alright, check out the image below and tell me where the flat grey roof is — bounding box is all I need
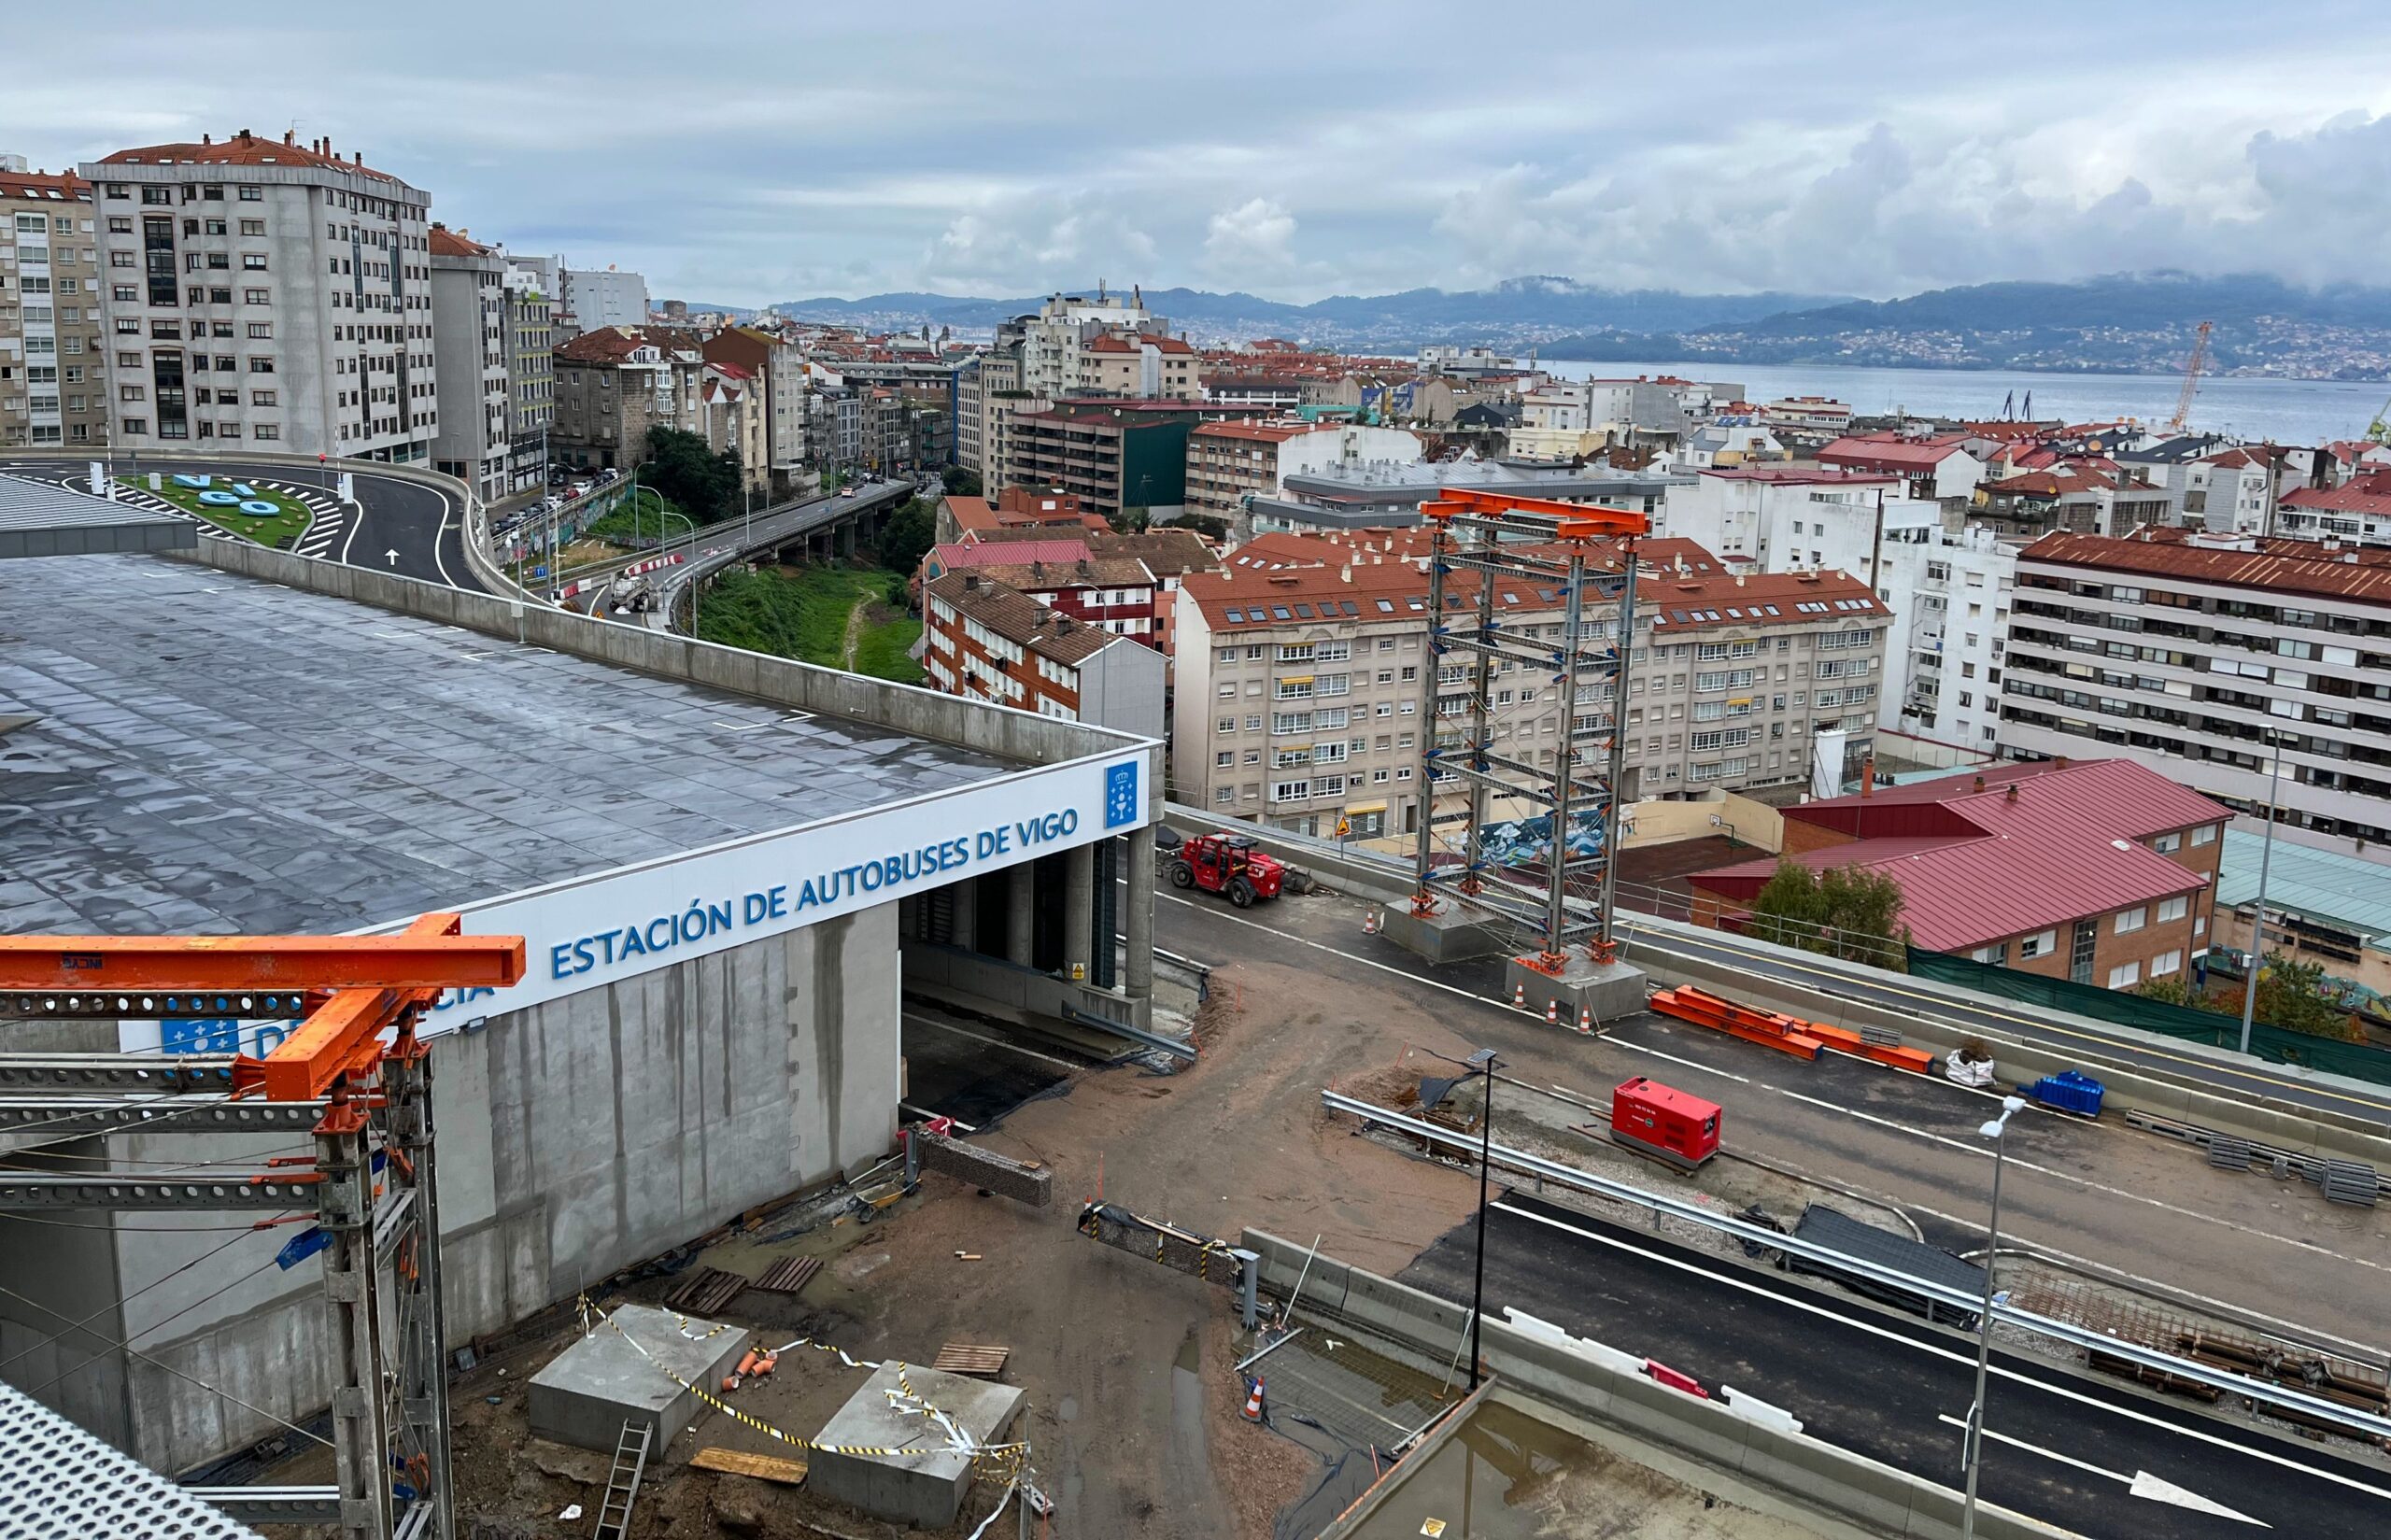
[0,473,195,560]
[0,554,1012,935]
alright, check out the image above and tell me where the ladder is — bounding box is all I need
[591,1419,652,1540]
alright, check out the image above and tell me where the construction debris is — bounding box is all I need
[932,1343,1012,1379]
[662,1266,747,1315]
[689,1447,810,1485]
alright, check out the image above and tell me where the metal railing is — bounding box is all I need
[1321,1090,2391,1444]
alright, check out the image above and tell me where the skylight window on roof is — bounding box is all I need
[1294,603,1315,618]
[1272,605,1293,620]
[1406,598,1424,610]
[1224,607,1244,623]
[1727,608,1743,618]
[1377,599,1395,612]
[1339,600,1359,616]
[1503,591,1520,604]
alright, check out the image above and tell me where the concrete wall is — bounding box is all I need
[1622,791,1784,855]
[1239,1231,2070,1540]
[78,904,900,1472]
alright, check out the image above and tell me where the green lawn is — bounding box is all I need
[697,565,923,684]
[582,487,696,544]
[124,474,313,549]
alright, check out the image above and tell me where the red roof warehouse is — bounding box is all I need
[1688,758,2228,987]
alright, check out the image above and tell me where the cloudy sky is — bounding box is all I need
[8,2,2391,307]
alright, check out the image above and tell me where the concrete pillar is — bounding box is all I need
[1123,834,1153,1002]
[1063,843,1096,981]
[1007,862,1036,966]
[950,876,976,952]
[840,520,856,558]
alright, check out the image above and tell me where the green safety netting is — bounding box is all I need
[1905,949,2391,1088]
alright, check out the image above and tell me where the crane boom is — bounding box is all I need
[2167,319,2213,432]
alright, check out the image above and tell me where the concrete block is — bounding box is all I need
[1504,954,1648,1026]
[528,1306,743,1453]
[1379,902,1512,963]
[807,1362,1025,1529]
[1737,1424,1921,1535]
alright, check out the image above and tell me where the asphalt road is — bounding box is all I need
[545,479,910,621]
[1146,881,2391,1353]
[1396,1193,2391,1538]
[0,454,475,589]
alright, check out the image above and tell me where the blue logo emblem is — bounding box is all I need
[1104,761,1140,829]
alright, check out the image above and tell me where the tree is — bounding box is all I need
[2133,975,2200,1009]
[1157,512,1231,543]
[2251,953,2362,1041]
[942,466,983,499]
[1108,504,1151,533]
[644,426,742,523]
[876,499,937,580]
[1745,858,1909,970]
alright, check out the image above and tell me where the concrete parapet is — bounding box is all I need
[1378,903,1514,963]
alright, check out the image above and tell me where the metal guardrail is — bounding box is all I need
[1321,1089,2391,1444]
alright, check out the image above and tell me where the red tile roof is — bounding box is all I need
[1698,467,1896,486]
[555,326,687,363]
[2021,530,2391,605]
[1818,434,1973,472]
[2280,471,2391,516]
[0,168,89,201]
[1690,759,2224,951]
[1645,570,1888,632]
[427,224,491,258]
[926,572,1125,666]
[100,130,399,184]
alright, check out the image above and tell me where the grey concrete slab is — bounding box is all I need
[527,1305,744,1452]
[0,553,1014,935]
[808,1361,1025,1529]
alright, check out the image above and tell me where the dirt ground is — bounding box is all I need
[411,945,1499,1540]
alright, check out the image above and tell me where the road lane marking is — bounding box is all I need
[1605,1034,1750,1084]
[1762,1084,2387,1276]
[1933,1414,2271,1526]
[1491,1200,2391,1505]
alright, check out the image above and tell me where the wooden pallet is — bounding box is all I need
[690,1447,809,1485]
[662,1266,746,1316]
[753,1256,821,1294]
[931,1342,1011,1379]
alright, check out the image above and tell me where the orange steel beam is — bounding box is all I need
[1419,487,1650,539]
[0,918,526,993]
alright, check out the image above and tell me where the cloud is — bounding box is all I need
[1203,197,1297,274]
[921,194,1157,294]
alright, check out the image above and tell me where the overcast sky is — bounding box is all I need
[8,3,2391,307]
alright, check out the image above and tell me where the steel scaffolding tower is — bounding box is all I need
[0,916,524,1540]
[1408,488,1649,969]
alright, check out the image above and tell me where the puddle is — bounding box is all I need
[1340,1400,1604,1539]
[1257,1328,1465,1540]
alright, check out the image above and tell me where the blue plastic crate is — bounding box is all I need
[2030,1069,2105,1118]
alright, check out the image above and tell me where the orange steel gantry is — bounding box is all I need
[0,914,525,1540]
[1410,487,1650,970]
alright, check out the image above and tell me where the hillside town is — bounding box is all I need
[10,105,2391,1540]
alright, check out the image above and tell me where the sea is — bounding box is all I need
[1535,359,2386,447]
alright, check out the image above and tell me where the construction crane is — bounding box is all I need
[2364,389,2391,446]
[2167,319,2214,433]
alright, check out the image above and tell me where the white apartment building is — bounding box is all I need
[0,161,107,450]
[561,265,648,331]
[2003,531,2391,861]
[83,131,437,460]
[1656,467,1938,576]
[427,224,508,501]
[1168,540,1888,836]
[1019,286,1169,398]
[1878,524,2018,754]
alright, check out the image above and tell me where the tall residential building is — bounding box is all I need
[504,264,554,492]
[0,159,107,449]
[1877,524,2018,755]
[82,130,437,459]
[921,570,1167,738]
[1007,404,1196,521]
[427,224,509,501]
[2003,530,2391,862]
[1167,536,1888,835]
[560,265,648,331]
[701,326,806,487]
[1183,421,1423,523]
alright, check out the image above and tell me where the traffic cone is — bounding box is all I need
[1242,1377,1266,1422]
[1511,982,1527,1010]
[1577,1004,1594,1035]
[1544,997,1560,1026]
[1363,908,1379,936]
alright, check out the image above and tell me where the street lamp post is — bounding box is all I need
[1420,1045,1506,1392]
[1959,1094,2028,1540]
[2238,728,2287,1056]
[630,458,659,546]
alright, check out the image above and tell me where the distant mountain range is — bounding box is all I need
[662,271,2391,380]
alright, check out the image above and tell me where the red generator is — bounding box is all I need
[1610,1077,1721,1171]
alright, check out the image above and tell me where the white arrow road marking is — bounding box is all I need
[385,548,400,566]
[1935,1415,2270,1526]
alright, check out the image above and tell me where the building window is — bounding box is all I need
[2190,825,2215,846]
[2114,907,2145,935]
[2152,832,2182,854]
[239,219,265,236]
[247,322,272,339]
[2017,929,2056,960]
[248,356,276,374]
[2106,961,2141,990]
[1971,943,2008,965]
[251,389,276,406]
[244,287,270,304]
[2151,950,2182,978]
[253,424,279,440]
[241,253,267,270]
[2158,896,2187,924]
[120,417,147,433]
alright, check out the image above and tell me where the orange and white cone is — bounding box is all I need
[1511,982,1527,1010]
[1363,908,1379,935]
[1242,1377,1266,1422]
[1577,1004,1594,1035]
[1544,997,1560,1026]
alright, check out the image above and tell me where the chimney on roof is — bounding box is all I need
[2055,756,2070,770]
[281,129,292,146]
[2005,782,2019,803]
[237,128,253,143]
[1973,774,1987,793]
[203,133,212,146]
